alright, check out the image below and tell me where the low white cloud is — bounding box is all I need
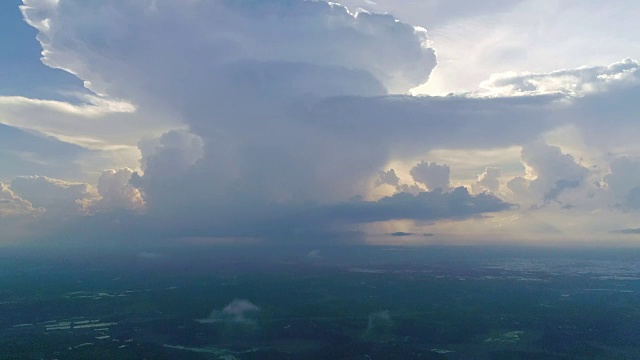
[365,310,394,335]
[198,299,260,326]
[307,249,322,260]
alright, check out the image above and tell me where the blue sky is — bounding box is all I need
[2,0,640,246]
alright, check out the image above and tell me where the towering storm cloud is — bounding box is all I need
[15,0,524,240]
[21,0,436,204]
[5,0,640,243]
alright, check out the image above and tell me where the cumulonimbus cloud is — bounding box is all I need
[9,0,564,241]
[15,0,640,243]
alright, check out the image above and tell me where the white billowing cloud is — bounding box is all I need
[20,0,436,97]
[1,171,143,239]
[198,299,260,325]
[0,95,176,182]
[9,176,95,217]
[374,168,422,195]
[307,249,322,259]
[410,161,450,191]
[131,130,204,209]
[0,183,42,217]
[2,173,145,238]
[472,167,502,193]
[19,0,442,206]
[480,59,640,97]
[137,130,204,178]
[87,169,145,212]
[508,141,590,204]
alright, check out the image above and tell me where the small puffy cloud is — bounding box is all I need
[410,161,450,191]
[365,310,394,336]
[472,167,502,193]
[307,249,322,259]
[198,299,260,326]
[480,58,640,97]
[512,141,589,203]
[375,168,423,195]
[375,169,401,188]
[138,130,204,175]
[83,168,145,212]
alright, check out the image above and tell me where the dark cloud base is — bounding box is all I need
[40,187,511,245]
